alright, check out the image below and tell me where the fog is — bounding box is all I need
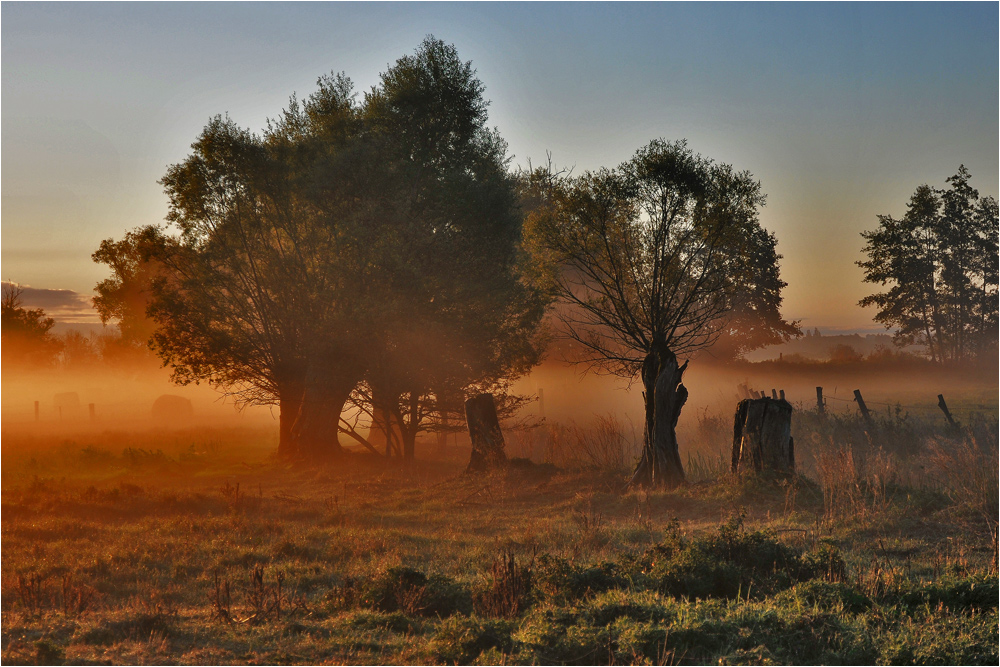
[4,352,994,462]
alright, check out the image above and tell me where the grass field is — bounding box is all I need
[1,406,997,665]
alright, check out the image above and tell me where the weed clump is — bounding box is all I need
[430,615,514,664]
[533,554,621,604]
[628,515,846,600]
[356,566,471,618]
[473,551,532,619]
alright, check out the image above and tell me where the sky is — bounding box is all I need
[2,2,997,330]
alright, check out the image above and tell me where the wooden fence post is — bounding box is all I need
[853,389,872,426]
[816,387,824,415]
[779,390,785,401]
[771,389,778,399]
[937,394,959,429]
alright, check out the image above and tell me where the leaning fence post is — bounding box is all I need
[937,394,959,429]
[771,389,778,399]
[816,387,824,415]
[853,389,872,426]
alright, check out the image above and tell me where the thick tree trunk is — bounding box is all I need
[277,383,304,460]
[629,347,687,488]
[465,393,508,472]
[731,397,794,475]
[290,365,355,461]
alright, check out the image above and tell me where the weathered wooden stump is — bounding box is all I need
[465,393,508,472]
[731,397,794,475]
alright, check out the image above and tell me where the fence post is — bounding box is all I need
[853,389,872,426]
[771,389,778,399]
[937,394,958,429]
[779,389,785,401]
[816,387,824,415]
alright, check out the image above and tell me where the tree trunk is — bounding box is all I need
[465,393,508,472]
[277,382,304,460]
[289,365,355,461]
[629,347,687,488]
[731,397,794,475]
[402,393,419,461]
[368,405,392,453]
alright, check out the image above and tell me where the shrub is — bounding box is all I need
[628,514,842,600]
[533,555,620,605]
[358,567,471,618]
[430,616,514,664]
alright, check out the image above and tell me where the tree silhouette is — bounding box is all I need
[525,140,781,487]
[1,283,63,367]
[859,166,998,362]
[105,38,546,460]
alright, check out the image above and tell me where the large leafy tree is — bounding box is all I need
[525,139,780,487]
[102,37,545,461]
[858,167,998,362]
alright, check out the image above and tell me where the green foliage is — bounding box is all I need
[430,615,514,664]
[533,554,622,605]
[356,567,472,618]
[627,514,844,601]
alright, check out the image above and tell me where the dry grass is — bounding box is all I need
[1,408,996,664]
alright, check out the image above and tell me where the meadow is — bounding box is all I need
[1,392,997,666]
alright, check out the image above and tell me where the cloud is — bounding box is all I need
[1,281,101,323]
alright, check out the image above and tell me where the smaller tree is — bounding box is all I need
[525,140,782,488]
[92,226,165,366]
[858,166,998,362]
[1,283,63,367]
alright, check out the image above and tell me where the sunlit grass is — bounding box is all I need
[1,411,996,664]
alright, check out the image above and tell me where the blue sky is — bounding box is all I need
[2,2,997,329]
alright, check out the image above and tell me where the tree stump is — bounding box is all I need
[731,397,794,475]
[465,393,508,472]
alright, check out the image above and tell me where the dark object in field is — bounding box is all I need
[465,393,507,472]
[151,394,194,422]
[937,394,959,429]
[853,389,873,426]
[732,397,794,474]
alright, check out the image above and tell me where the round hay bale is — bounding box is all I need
[151,394,194,422]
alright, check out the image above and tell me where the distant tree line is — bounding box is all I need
[0,282,145,370]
